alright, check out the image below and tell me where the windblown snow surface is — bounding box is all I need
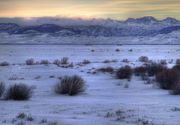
[0,45,180,125]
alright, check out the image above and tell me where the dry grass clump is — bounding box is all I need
[26,58,34,65]
[0,61,9,66]
[116,66,132,80]
[54,75,85,96]
[4,83,33,100]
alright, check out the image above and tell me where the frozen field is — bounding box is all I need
[0,45,180,125]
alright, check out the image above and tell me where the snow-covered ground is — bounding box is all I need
[0,45,180,125]
[0,32,180,45]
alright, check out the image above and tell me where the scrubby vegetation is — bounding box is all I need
[134,66,147,76]
[82,59,91,64]
[138,56,149,62]
[55,75,85,96]
[97,67,114,74]
[53,59,61,66]
[60,57,69,64]
[160,59,167,65]
[4,83,33,100]
[0,82,5,97]
[176,59,180,65]
[0,61,9,66]
[40,59,49,65]
[116,66,132,80]
[122,59,129,63]
[146,62,167,76]
[26,58,34,65]
[156,67,180,92]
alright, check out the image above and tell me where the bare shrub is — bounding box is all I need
[82,59,91,64]
[40,59,49,65]
[146,62,167,76]
[172,65,180,71]
[97,67,114,74]
[55,75,85,96]
[116,66,132,80]
[156,68,180,90]
[16,112,26,119]
[9,75,24,81]
[91,49,95,52]
[134,66,147,76]
[53,59,61,66]
[34,75,41,79]
[26,58,34,65]
[160,59,167,65]
[103,59,111,63]
[0,82,5,97]
[122,59,129,63]
[4,83,33,100]
[139,56,149,62]
[115,49,120,52]
[129,49,133,52]
[40,119,47,123]
[60,57,69,64]
[0,61,9,66]
[176,59,180,65]
[26,115,33,121]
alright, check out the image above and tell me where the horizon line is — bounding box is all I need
[0,15,179,22]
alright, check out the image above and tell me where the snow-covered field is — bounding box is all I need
[0,45,180,125]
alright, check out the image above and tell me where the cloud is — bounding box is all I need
[0,0,179,19]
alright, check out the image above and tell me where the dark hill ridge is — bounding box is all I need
[0,16,180,37]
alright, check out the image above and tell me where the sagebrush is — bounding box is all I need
[55,75,85,96]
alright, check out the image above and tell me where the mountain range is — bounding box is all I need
[0,16,180,37]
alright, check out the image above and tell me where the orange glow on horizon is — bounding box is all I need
[0,0,179,20]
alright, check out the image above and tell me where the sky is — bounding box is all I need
[0,0,180,20]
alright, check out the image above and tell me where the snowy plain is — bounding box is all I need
[0,45,180,125]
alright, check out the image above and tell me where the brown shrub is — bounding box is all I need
[26,58,34,65]
[156,68,180,90]
[176,59,180,65]
[134,66,147,76]
[54,75,85,96]
[0,82,5,97]
[116,66,132,80]
[138,56,149,62]
[160,59,167,65]
[40,59,49,65]
[82,60,91,64]
[53,59,61,66]
[4,83,33,100]
[122,59,129,63]
[0,61,9,66]
[146,63,167,76]
[97,67,114,73]
[60,57,69,64]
